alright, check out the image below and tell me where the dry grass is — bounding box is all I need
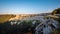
[0,14,16,23]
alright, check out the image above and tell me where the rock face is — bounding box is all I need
[9,15,20,21]
[35,18,59,34]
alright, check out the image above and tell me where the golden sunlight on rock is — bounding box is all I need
[9,15,20,21]
[45,15,59,19]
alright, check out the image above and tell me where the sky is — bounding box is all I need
[0,0,60,14]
